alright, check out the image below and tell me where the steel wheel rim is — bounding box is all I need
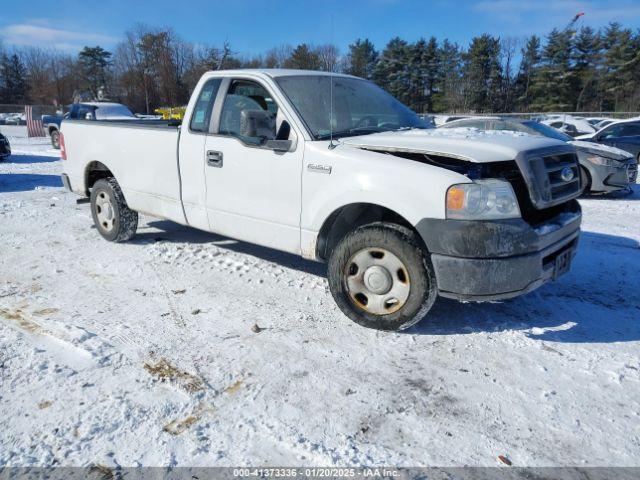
[95,190,116,232]
[344,247,411,315]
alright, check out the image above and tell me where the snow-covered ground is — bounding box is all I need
[1,125,639,467]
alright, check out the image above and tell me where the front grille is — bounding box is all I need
[529,152,581,206]
[513,146,582,210]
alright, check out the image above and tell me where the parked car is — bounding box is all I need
[440,117,637,193]
[43,102,137,149]
[4,113,26,126]
[432,114,469,126]
[0,133,11,160]
[576,119,640,164]
[60,70,582,331]
[541,116,596,137]
[594,119,616,130]
[586,117,610,127]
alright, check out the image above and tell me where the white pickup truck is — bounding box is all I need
[60,69,582,331]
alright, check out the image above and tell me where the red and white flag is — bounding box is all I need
[25,106,46,138]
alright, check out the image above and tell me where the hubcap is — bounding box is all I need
[344,248,411,315]
[95,190,115,232]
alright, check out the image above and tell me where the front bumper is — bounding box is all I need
[585,158,637,192]
[416,201,581,301]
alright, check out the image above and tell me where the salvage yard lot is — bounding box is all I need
[1,125,639,467]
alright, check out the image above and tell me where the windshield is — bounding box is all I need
[523,121,572,142]
[275,75,431,140]
[95,104,135,119]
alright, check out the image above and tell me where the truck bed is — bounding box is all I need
[61,119,186,224]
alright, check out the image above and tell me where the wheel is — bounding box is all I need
[50,130,60,149]
[580,166,591,193]
[328,222,437,331]
[90,178,138,242]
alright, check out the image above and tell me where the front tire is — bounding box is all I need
[50,130,60,149]
[90,178,138,242]
[328,222,437,331]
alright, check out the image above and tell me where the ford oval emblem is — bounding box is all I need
[560,166,574,182]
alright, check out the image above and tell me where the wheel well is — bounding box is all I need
[48,126,58,134]
[85,161,114,196]
[316,203,420,261]
[580,165,592,190]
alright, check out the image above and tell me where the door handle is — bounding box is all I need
[206,150,223,168]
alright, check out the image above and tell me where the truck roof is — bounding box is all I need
[208,69,359,79]
[78,102,128,107]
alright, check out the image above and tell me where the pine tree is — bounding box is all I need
[406,37,439,112]
[345,39,378,79]
[433,39,463,112]
[373,37,410,105]
[0,53,27,103]
[572,27,601,111]
[78,46,112,99]
[601,23,638,110]
[529,29,574,111]
[284,44,321,70]
[514,36,541,111]
[462,34,503,113]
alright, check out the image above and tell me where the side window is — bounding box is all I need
[218,80,278,146]
[77,105,94,120]
[601,125,619,139]
[619,124,640,137]
[190,79,222,133]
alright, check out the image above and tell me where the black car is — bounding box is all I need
[0,133,10,160]
[577,120,640,162]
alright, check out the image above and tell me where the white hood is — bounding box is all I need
[569,140,633,159]
[574,133,595,140]
[341,127,564,163]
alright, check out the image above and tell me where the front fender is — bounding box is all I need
[300,142,470,259]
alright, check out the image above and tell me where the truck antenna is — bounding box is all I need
[328,14,338,150]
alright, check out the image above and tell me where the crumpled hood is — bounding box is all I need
[341,127,564,163]
[569,140,633,160]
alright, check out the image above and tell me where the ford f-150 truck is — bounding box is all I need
[60,70,582,331]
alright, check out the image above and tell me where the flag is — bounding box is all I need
[25,106,46,138]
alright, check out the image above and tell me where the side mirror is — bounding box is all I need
[240,110,275,140]
[265,139,292,152]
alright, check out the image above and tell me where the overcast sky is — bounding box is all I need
[1,0,640,55]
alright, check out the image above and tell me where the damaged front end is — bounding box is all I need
[356,143,583,301]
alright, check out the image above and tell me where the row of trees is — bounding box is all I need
[1,22,639,113]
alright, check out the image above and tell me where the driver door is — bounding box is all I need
[203,78,303,254]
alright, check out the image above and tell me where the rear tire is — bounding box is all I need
[90,178,138,242]
[50,130,60,149]
[328,222,437,331]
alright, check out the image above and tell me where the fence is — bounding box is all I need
[0,104,58,116]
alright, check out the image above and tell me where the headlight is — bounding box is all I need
[446,179,520,220]
[584,153,623,167]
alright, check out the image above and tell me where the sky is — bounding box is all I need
[1,0,640,56]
